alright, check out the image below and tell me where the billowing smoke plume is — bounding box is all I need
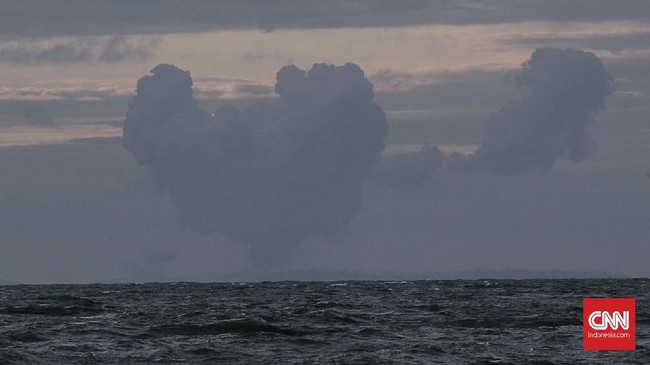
[448,48,613,175]
[123,48,613,263]
[123,63,387,263]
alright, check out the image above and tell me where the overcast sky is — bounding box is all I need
[0,1,648,283]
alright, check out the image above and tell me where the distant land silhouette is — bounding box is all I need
[101,268,629,284]
[5,269,631,285]
[211,268,625,283]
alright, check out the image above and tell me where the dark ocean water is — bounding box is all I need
[0,279,648,364]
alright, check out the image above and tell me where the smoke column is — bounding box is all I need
[123,48,613,264]
[448,47,614,175]
[123,63,387,264]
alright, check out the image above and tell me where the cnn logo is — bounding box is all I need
[588,310,629,330]
[583,298,635,351]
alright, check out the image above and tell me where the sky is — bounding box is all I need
[0,1,649,283]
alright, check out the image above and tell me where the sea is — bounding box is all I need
[0,279,647,364]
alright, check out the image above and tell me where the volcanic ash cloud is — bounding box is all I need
[123,63,388,264]
[448,47,614,175]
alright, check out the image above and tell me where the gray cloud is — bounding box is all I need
[448,48,614,175]
[502,31,650,54]
[603,53,650,116]
[0,86,133,101]
[192,87,224,100]
[0,41,93,64]
[232,83,274,96]
[97,36,160,62]
[0,80,269,103]
[372,67,518,112]
[604,53,650,86]
[3,1,650,37]
[0,102,53,126]
[192,76,254,84]
[123,63,387,265]
[0,36,159,65]
[372,144,444,189]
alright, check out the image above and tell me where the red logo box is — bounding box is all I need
[583,298,635,351]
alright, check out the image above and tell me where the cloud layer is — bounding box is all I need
[0,36,159,65]
[4,1,650,37]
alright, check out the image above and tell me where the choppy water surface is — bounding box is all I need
[0,279,648,364]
